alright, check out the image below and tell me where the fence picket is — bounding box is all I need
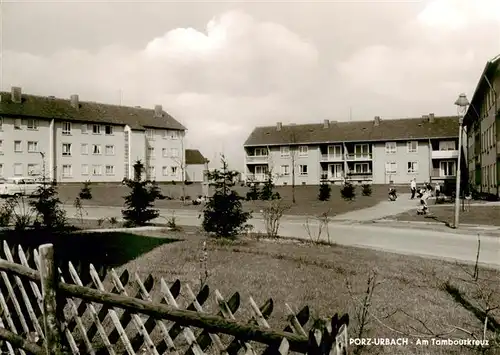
[3,242,44,339]
[157,277,204,355]
[68,261,117,355]
[284,304,307,337]
[105,267,161,355]
[0,312,16,355]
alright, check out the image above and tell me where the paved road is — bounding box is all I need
[59,203,500,269]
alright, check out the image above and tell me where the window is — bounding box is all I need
[14,119,21,129]
[354,163,370,174]
[27,119,38,130]
[27,141,39,153]
[439,141,456,151]
[354,144,370,158]
[62,165,72,178]
[146,129,154,139]
[328,145,342,158]
[105,125,113,135]
[147,166,155,178]
[440,161,456,177]
[105,145,115,155]
[105,165,115,175]
[162,166,169,176]
[161,130,168,139]
[27,164,40,176]
[62,122,71,135]
[14,141,22,152]
[171,148,179,158]
[299,164,308,175]
[407,141,418,153]
[147,147,155,159]
[385,142,396,154]
[81,164,89,175]
[298,146,308,157]
[281,165,290,176]
[385,162,397,174]
[170,166,178,176]
[407,161,418,173]
[170,130,179,139]
[92,144,102,155]
[92,124,101,134]
[280,146,290,157]
[92,165,102,176]
[13,163,23,176]
[62,143,72,156]
[0,140,3,154]
[254,148,267,156]
[81,124,88,134]
[81,143,88,155]
[162,148,168,157]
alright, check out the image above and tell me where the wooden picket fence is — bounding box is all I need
[0,241,349,355]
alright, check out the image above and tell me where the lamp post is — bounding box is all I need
[453,93,469,229]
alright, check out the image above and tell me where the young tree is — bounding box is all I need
[171,133,187,203]
[122,160,163,227]
[259,169,280,200]
[288,130,298,204]
[202,155,251,239]
[318,181,331,201]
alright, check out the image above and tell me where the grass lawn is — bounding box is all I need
[58,183,389,217]
[116,230,500,355]
[390,206,500,227]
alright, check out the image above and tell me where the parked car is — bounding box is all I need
[0,177,43,197]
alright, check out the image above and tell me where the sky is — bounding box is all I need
[1,0,499,169]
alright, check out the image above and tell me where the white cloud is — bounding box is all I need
[2,10,320,168]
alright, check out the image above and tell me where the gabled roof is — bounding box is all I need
[185,149,207,165]
[0,91,186,131]
[464,54,500,126]
[244,116,459,146]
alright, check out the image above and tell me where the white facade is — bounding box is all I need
[0,116,186,182]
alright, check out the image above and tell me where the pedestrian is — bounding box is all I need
[410,178,416,199]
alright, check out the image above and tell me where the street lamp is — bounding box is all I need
[453,93,469,229]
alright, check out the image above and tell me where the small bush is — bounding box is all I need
[0,200,14,227]
[340,182,356,201]
[246,183,260,201]
[361,184,372,196]
[261,200,291,238]
[167,212,182,231]
[318,182,331,201]
[79,180,93,200]
[108,217,118,225]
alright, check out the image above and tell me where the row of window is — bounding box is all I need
[0,117,39,130]
[385,162,419,174]
[482,164,498,188]
[0,140,40,153]
[481,122,497,154]
[146,128,181,140]
[147,147,180,158]
[0,163,43,176]
[62,143,115,156]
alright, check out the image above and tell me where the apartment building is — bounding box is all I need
[243,115,460,185]
[464,55,500,197]
[0,87,187,183]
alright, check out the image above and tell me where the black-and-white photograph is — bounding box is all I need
[0,0,499,354]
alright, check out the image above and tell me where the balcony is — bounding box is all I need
[245,155,269,163]
[346,172,373,181]
[320,154,344,162]
[431,169,455,179]
[345,153,372,161]
[246,173,267,182]
[431,150,459,159]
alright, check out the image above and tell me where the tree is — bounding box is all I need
[79,180,92,200]
[122,160,163,227]
[318,181,331,201]
[340,182,356,201]
[289,131,298,204]
[202,155,251,239]
[259,169,280,200]
[171,133,187,203]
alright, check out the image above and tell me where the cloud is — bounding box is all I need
[2,10,320,168]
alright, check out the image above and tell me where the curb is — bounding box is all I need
[372,219,500,232]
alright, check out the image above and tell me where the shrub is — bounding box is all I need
[259,172,280,200]
[202,156,251,239]
[261,200,290,238]
[0,200,14,227]
[79,180,92,200]
[361,184,372,196]
[318,182,331,201]
[122,160,164,227]
[340,182,356,201]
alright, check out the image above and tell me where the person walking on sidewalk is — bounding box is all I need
[410,178,417,199]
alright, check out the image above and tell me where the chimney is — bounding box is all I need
[428,113,435,123]
[374,116,381,126]
[323,119,330,128]
[154,105,163,117]
[11,87,22,103]
[70,94,79,109]
[276,122,282,131]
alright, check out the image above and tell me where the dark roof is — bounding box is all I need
[464,55,500,126]
[185,149,207,165]
[0,91,186,131]
[244,116,459,146]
